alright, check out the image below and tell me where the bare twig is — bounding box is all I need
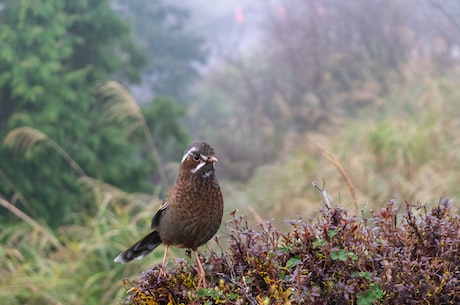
[312,179,332,209]
[404,201,423,244]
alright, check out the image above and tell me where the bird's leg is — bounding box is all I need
[159,244,169,278]
[193,250,207,287]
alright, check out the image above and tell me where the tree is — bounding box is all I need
[0,0,188,228]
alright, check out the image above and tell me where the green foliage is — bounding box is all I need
[142,97,191,159]
[330,249,357,262]
[0,0,190,228]
[0,0,72,123]
[121,200,459,304]
[0,0,139,227]
[63,0,144,83]
[357,284,384,305]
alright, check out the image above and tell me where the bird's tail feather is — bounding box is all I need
[114,231,162,263]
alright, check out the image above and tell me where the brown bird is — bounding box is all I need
[114,142,224,287]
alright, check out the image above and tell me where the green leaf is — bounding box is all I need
[285,256,301,268]
[352,271,372,280]
[331,249,348,261]
[279,244,292,253]
[348,252,359,261]
[357,284,384,305]
[227,293,238,300]
[327,229,338,238]
[312,238,326,248]
[197,288,212,298]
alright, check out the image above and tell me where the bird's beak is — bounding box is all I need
[206,155,218,163]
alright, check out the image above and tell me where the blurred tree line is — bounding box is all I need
[0,0,204,228]
[191,0,460,180]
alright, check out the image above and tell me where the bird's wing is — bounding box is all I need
[151,200,168,229]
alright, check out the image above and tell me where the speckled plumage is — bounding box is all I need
[114,142,223,286]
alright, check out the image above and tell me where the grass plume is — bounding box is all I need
[4,127,86,177]
[96,81,168,190]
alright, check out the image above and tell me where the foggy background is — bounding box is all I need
[1,0,459,303]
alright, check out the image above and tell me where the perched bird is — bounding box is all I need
[114,142,224,287]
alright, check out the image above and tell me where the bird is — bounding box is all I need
[114,142,224,287]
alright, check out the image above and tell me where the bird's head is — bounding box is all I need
[180,142,218,178]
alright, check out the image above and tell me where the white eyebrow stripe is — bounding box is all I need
[191,161,206,173]
[181,146,198,163]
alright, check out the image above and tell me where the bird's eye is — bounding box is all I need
[192,154,201,161]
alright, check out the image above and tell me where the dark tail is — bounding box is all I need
[114,231,162,263]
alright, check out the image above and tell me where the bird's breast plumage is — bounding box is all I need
[156,157,223,250]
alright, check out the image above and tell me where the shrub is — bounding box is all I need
[120,199,459,304]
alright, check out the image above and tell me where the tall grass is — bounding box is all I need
[0,82,169,305]
[0,186,163,305]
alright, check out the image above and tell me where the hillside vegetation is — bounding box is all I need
[123,199,459,305]
[2,69,460,303]
[1,1,460,304]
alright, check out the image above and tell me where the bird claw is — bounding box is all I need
[198,277,207,288]
[158,265,167,279]
[194,266,207,288]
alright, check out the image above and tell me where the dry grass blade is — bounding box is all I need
[3,127,86,177]
[0,167,37,217]
[0,197,62,250]
[97,81,144,125]
[79,176,134,216]
[79,176,131,198]
[25,282,65,305]
[318,143,359,214]
[248,206,264,224]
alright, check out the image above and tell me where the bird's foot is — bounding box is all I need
[158,265,167,279]
[194,266,207,288]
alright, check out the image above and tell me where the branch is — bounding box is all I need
[312,179,331,209]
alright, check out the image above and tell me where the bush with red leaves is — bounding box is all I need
[121,200,459,305]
